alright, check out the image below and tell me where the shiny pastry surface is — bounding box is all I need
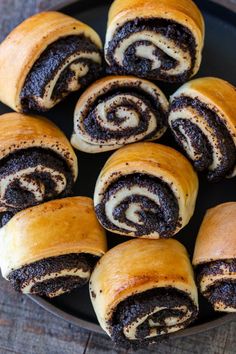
[193,202,236,312]
[0,197,107,297]
[0,1,234,340]
[168,77,236,181]
[0,11,103,112]
[71,75,169,153]
[90,238,198,348]
[0,112,78,223]
[94,142,198,238]
[105,0,204,82]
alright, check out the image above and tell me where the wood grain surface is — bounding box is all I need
[0,1,236,353]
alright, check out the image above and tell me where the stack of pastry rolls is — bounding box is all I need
[0,11,107,299]
[0,0,235,350]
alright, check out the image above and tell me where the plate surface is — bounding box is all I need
[1,0,236,338]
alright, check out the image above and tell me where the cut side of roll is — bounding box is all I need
[71,75,169,153]
[168,77,236,181]
[105,0,204,82]
[94,142,198,238]
[0,197,107,297]
[90,238,198,348]
[0,112,78,224]
[193,202,236,312]
[0,11,103,112]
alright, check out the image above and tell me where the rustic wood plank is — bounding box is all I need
[0,1,235,354]
[0,278,90,354]
[222,321,236,354]
[0,0,63,42]
[84,332,127,354]
[85,321,236,354]
[213,0,236,11]
[0,0,36,42]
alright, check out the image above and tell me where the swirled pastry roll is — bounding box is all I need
[105,0,204,83]
[71,76,169,153]
[0,112,77,224]
[94,142,198,238]
[0,11,102,112]
[0,197,107,297]
[90,238,198,348]
[168,77,236,181]
[193,202,236,312]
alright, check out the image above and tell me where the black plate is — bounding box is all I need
[1,0,236,338]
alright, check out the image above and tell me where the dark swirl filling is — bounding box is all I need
[20,35,102,112]
[197,259,236,310]
[95,173,179,237]
[170,97,236,181]
[8,253,99,297]
[0,147,74,226]
[106,18,196,82]
[109,287,198,349]
[82,86,167,141]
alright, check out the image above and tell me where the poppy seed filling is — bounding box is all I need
[8,253,99,297]
[95,173,179,237]
[20,35,103,111]
[106,18,196,82]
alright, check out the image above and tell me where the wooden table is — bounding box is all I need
[0,1,235,353]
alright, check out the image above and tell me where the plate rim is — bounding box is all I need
[27,0,236,339]
[29,294,236,337]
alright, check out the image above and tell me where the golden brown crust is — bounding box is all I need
[105,0,204,77]
[73,74,168,109]
[193,202,236,265]
[0,197,107,278]
[108,0,204,31]
[0,112,78,180]
[171,77,236,141]
[169,77,236,180]
[0,11,102,112]
[90,238,198,335]
[94,142,198,238]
